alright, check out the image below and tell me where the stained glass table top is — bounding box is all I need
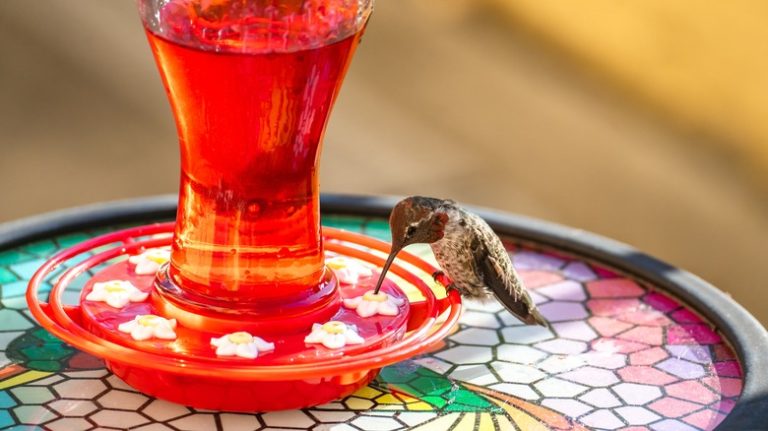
[0,196,761,431]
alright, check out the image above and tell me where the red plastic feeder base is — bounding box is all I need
[26,223,462,412]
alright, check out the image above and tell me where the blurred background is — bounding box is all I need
[0,1,766,325]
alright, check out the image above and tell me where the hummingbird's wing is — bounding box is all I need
[472,227,549,327]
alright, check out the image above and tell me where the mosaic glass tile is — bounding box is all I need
[0,215,744,430]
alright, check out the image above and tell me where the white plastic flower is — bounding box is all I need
[85,280,149,308]
[326,256,373,285]
[304,321,365,349]
[343,290,405,318]
[210,332,275,359]
[128,247,171,275]
[118,315,177,341]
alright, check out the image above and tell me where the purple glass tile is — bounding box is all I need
[563,261,597,282]
[535,339,588,355]
[560,366,619,388]
[538,301,589,322]
[512,251,565,271]
[552,321,598,341]
[666,345,712,364]
[536,280,587,302]
[650,419,699,431]
[656,357,706,379]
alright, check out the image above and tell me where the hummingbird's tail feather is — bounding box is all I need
[523,306,550,328]
[493,290,550,327]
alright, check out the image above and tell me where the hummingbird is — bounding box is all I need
[373,196,548,327]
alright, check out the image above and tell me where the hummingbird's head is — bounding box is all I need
[389,196,449,251]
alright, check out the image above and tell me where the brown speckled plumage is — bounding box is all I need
[375,196,548,327]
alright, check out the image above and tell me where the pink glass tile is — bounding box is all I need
[618,326,663,346]
[714,377,743,397]
[519,270,564,288]
[648,397,701,418]
[683,409,726,429]
[593,266,619,279]
[589,317,633,337]
[617,310,673,327]
[618,366,678,385]
[665,381,719,405]
[592,338,649,354]
[669,309,701,324]
[667,324,722,345]
[713,398,737,414]
[712,344,737,361]
[630,348,669,366]
[643,292,681,313]
[587,279,645,298]
[713,361,741,378]
[587,299,643,317]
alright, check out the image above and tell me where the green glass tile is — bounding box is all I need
[409,375,454,396]
[0,409,14,429]
[379,366,418,385]
[25,360,62,372]
[0,268,17,285]
[0,392,17,408]
[0,251,29,266]
[321,215,366,233]
[2,281,30,299]
[1,296,28,310]
[0,310,33,331]
[20,344,71,362]
[55,232,92,248]
[9,259,48,281]
[9,387,55,404]
[11,405,56,425]
[443,402,480,412]
[452,391,493,409]
[21,241,58,257]
[363,219,391,241]
[420,396,448,409]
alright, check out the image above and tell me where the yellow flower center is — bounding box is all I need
[103,283,126,293]
[146,252,169,264]
[322,321,347,334]
[227,332,253,345]
[362,291,388,302]
[138,315,160,327]
[327,259,347,270]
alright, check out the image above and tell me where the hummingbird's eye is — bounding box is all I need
[406,226,417,237]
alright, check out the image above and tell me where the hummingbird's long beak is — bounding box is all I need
[373,246,401,294]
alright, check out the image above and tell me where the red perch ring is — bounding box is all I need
[26,223,462,411]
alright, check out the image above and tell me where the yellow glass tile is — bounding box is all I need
[495,414,519,431]
[374,404,404,410]
[478,413,496,431]
[406,402,435,411]
[352,386,382,399]
[396,393,420,403]
[0,371,52,390]
[453,413,476,431]
[411,413,461,431]
[375,394,403,405]
[344,397,375,410]
[493,400,548,431]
